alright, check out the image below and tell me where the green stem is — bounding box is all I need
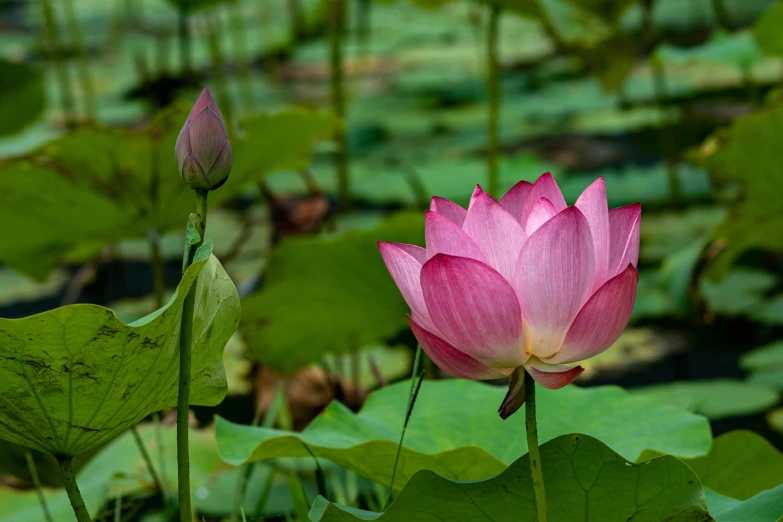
[287,0,306,42]
[385,353,424,509]
[524,370,547,522]
[178,10,192,74]
[58,457,91,522]
[486,5,501,197]
[25,451,53,522]
[131,425,168,503]
[177,189,208,522]
[643,2,681,209]
[114,492,122,522]
[205,14,232,125]
[329,0,351,210]
[40,0,76,127]
[154,412,168,495]
[711,0,731,30]
[650,60,681,208]
[63,0,97,119]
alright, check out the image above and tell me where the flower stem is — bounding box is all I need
[58,456,91,522]
[177,188,208,522]
[329,0,351,210]
[131,425,168,503]
[25,451,53,522]
[524,370,548,522]
[486,4,501,198]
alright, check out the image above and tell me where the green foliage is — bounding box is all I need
[656,31,764,71]
[711,484,783,522]
[741,341,783,390]
[0,107,333,279]
[699,269,777,317]
[0,250,240,457]
[630,380,780,420]
[164,0,236,12]
[0,60,46,137]
[308,434,711,522]
[240,212,424,374]
[683,430,783,501]
[215,380,711,491]
[696,106,783,278]
[0,425,225,522]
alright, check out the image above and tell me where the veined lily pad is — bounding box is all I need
[216,379,711,491]
[0,248,241,457]
[309,434,712,522]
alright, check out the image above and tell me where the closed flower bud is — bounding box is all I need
[175,87,233,190]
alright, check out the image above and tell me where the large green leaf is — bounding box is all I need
[696,106,783,277]
[215,380,711,490]
[683,430,783,501]
[309,434,712,522]
[0,107,332,279]
[630,380,780,420]
[0,60,46,137]
[0,249,241,457]
[240,212,424,374]
[0,425,225,522]
[753,0,783,57]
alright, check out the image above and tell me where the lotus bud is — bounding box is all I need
[379,173,641,419]
[175,87,232,190]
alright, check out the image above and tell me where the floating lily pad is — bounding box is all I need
[0,249,241,457]
[700,269,777,317]
[216,379,711,491]
[630,380,780,420]
[308,434,711,522]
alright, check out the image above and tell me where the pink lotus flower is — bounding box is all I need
[379,173,640,418]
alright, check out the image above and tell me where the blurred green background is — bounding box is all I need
[2,0,783,520]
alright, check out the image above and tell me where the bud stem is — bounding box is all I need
[177,188,208,522]
[486,4,501,198]
[524,369,548,522]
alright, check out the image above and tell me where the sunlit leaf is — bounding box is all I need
[309,434,711,522]
[0,250,240,457]
[216,380,711,491]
